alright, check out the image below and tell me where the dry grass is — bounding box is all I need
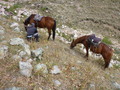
[0,0,120,90]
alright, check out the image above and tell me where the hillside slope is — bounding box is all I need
[0,0,120,90]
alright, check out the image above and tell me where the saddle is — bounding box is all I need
[88,34,101,47]
[34,14,43,21]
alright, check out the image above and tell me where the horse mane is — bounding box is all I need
[24,14,35,25]
[75,35,90,43]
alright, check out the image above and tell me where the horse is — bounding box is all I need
[23,14,56,40]
[70,35,113,69]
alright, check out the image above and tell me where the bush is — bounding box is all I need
[102,37,112,45]
[5,3,22,15]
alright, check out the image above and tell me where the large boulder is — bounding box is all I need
[19,61,33,77]
[10,38,31,56]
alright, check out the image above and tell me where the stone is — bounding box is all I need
[13,27,21,32]
[53,80,61,86]
[112,82,120,89]
[22,44,31,56]
[10,22,19,28]
[19,61,33,77]
[5,87,26,90]
[10,38,25,45]
[109,59,120,68]
[34,64,48,74]
[0,45,8,59]
[19,51,27,58]
[12,55,22,61]
[0,30,5,34]
[51,65,61,74]
[31,48,44,60]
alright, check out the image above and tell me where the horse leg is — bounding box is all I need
[104,60,110,69]
[47,29,51,40]
[35,35,39,42]
[85,47,89,60]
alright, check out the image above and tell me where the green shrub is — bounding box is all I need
[102,37,112,45]
[114,48,120,54]
[5,3,22,15]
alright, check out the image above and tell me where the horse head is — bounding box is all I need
[70,39,76,49]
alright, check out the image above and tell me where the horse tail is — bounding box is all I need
[52,20,56,40]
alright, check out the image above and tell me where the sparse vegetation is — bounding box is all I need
[5,3,22,15]
[0,0,120,89]
[102,37,112,45]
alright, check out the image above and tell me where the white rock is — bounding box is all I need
[19,51,27,57]
[109,59,120,68]
[113,82,120,89]
[12,55,22,61]
[0,30,4,34]
[34,64,48,74]
[10,22,19,28]
[22,44,31,56]
[88,83,95,90]
[10,38,25,45]
[27,58,33,63]
[53,80,61,86]
[19,61,33,77]
[13,27,21,32]
[12,16,20,21]
[51,65,61,74]
[10,38,30,56]
[0,45,8,59]
[31,48,43,60]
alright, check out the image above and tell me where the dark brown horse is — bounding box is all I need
[70,35,113,68]
[23,14,56,40]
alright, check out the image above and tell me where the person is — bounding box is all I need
[88,34,101,46]
[26,23,39,42]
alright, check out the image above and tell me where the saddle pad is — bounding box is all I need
[34,14,43,21]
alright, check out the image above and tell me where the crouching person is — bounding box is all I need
[26,23,39,42]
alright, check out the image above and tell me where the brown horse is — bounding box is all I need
[70,35,113,68]
[23,14,56,40]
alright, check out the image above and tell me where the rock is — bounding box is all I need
[112,82,120,89]
[34,64,48,74]
[10,38,31,56]
[19,61,33,77]
[27,58,33,63]
[19,51,27,58]
[51,65,61,74]
[0,30,5,34]
[87,83,95,90]
[10,22,19,28]
[13,27,21,32]
[0,45,8,59]
[109,59,120,68]
[10,38,25,45]
[12,16,20,21]
[5,87,26,90]
[12,55,22,61]
[53,80,61,86]
[0,26,5,31]
[22,44,31,56]
[31,48,44,60]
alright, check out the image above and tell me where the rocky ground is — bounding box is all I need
[0,0,120,90]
